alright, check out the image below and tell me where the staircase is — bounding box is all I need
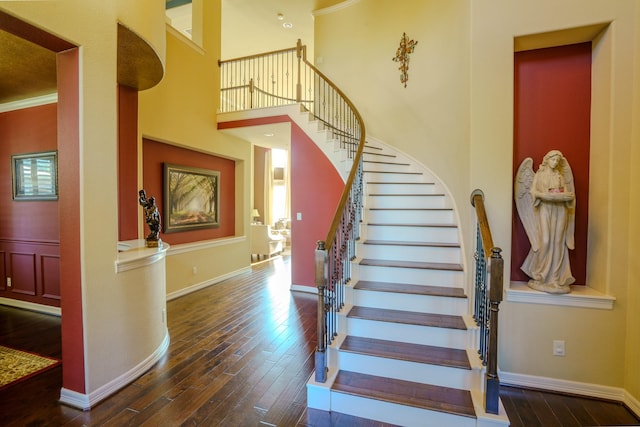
[307,138,509,427]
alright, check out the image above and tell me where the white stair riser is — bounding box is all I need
[339,351,481,390]
[357,242,461,264]
[365,225,459,243]
[366,182,439,195]
[362,161,413,173]
[352,289,467,316]
[364,208,456,224]
[363,171,424,183]
[330,391,477,427]
[347,318,470,349]
[358,264,464,286]
[366,194,448,209]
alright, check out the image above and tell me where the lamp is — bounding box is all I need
[252,209,260,224]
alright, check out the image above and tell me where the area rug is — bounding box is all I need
[0,345,60,390]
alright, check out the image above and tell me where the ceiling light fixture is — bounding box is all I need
[264,133,274,137]
[276,13,284,20]
[283,22,293,29]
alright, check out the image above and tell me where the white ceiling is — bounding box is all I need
[218,0,315,150]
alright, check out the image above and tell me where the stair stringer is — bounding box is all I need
[307,135,510,426]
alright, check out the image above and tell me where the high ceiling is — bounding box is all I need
[0,1,315,108]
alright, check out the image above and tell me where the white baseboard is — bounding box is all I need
[290,284,317,294]
[0,297,61,316]
[166,266,251,301]
[59,330,170,410]
[500,370,640,417]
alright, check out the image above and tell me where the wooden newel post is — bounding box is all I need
[314,240,328,382]
[296,39,303,103]
[485,247,503,415]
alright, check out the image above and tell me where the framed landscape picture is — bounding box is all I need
[164,163,220,233]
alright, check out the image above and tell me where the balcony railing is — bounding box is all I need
[470,189,504,415]
[219,40,366,383]
[219,40,363,159]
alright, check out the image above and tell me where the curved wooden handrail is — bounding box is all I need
[470,189,494,258]
[298,43,367,251]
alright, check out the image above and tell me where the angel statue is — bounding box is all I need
[514,150,576,294]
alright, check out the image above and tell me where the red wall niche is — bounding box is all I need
[512,42,591,285]
[142,139,236,245]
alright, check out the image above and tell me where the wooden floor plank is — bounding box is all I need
[1,258,639,426]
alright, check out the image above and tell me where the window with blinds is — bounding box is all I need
[11,151,58,200]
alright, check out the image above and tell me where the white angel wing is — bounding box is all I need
[514,158,539,251]
[561,157,576,250]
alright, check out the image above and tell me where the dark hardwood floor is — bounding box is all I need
[1,254,638,426]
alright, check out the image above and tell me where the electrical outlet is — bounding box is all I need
[553,340,565,356]
[192,266,198,275]
[296,212,302,220]
[6,277,11,288]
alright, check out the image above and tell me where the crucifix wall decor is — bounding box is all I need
[392,32,418,88]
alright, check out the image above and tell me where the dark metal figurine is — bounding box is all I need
[139,189,162,247]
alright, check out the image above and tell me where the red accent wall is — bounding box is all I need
[512,43,591,285]
[118,85,139,241]
[0,104,61,307]
[218,115,345,288]
[58,47,85,393]
[0,104,59,241]
[290,122,344,287]
[142,139,236,245]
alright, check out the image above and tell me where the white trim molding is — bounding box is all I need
[167,235,245,256]
[499,370,639,417]
[506,281,615,309]
[0,297,61,316]
[313,0,362,17]
[59,330,170,410]
[290,284,317,294]
[0,93,57,113]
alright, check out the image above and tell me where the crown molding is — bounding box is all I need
[313,0,362,17]
[0,93,58,113]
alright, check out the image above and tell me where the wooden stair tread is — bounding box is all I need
[368,207,453,211]
[363,160,410,166]
[366,182,435,185]
[367,222,457,228]
[347,306,467,330]
[363,239,460,248]
[354,280,466,298]
[332,371,476,418]
[363,170,423,175]
[341,336,471,369]
[360,258,463,271]
[369,193,445,197]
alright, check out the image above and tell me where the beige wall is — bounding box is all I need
[314,0,471,214]
[625,1,640,401]
[139,1,253,299]
[470,0,638,396]
[0,0,172,395]
[315,0,640,402]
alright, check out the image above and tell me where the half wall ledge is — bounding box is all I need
[115,239,169,273]
[506,282,615,310]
